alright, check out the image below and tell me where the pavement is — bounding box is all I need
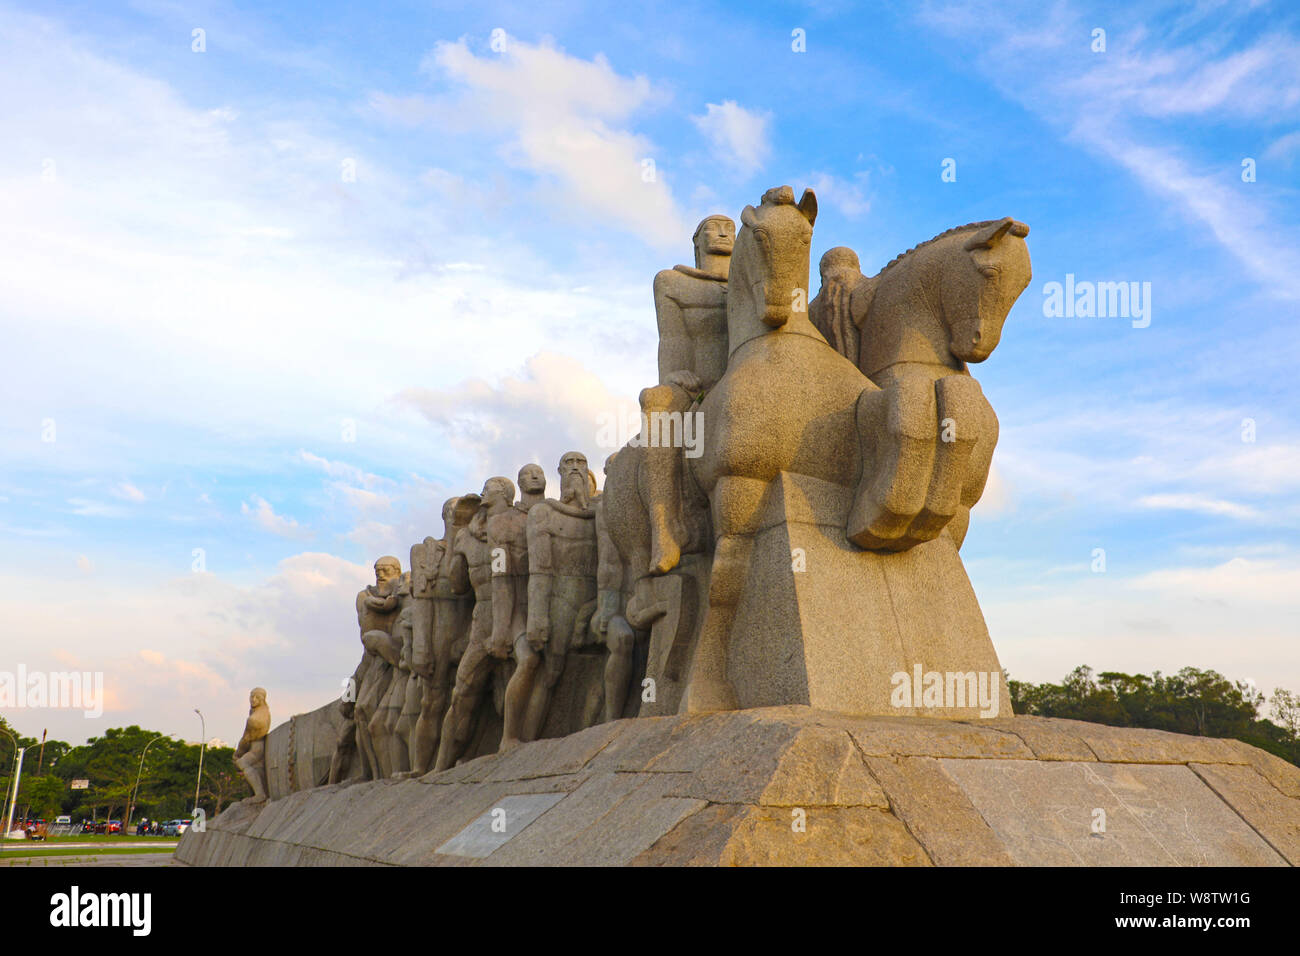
[0,841,178,851]
[0,852,177,867]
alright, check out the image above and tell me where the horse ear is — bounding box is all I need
[741,204,758,229]
[798,188,818,226]
[963,217,1016,251]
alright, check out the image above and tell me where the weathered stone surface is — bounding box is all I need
[1190,763,1300,864]
[865,755,1015,866]
[976,715,1097,761]
[1051,718,1249,765]
[942,758,1285,866]
[666,724,888,808]
[175,710,1300,867]
[1221,739,1300,798]
[847,714,1032,759]
[634,803,930,866]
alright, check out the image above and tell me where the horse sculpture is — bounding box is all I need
[845,217,1031,550]
[601,186,1030,717]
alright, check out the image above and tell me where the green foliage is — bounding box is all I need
[0,719,251,825]
[1009,666,1300,766]
[17,774,64,819]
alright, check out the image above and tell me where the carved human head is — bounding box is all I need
[517,464,546,496]
[374,556,401,586]
[481,476,515,510]
[819,246,861,282]
[692,215,735,266]
[250,687,267,708]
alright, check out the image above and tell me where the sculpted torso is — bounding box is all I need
[654,267,728,389]
[455,527,495,603]
[529,503,598,583]
[488,507,529,578]
[357,586,401,636]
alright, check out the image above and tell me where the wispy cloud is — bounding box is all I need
[241,495,310,539]
[692,100,772,177]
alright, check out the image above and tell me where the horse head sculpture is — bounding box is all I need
[729,185,818,353]
[859,217,1030,382]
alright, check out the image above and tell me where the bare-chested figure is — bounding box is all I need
[643,215,734,574]
[409,496,478,775]
[433,478,516,771]
[370,593,414,776]
[511,452,600,742]
[488,465,546,754]
[234,687,271,803]
[353,556,403,780]
[809,246,871,362]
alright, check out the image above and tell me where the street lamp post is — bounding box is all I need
[0,728,16,837]
[126,734,165,833]
[193,709,206,814]
[3,748,24,838]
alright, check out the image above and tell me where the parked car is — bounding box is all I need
[106,819,121,834]
[161,819,190,836]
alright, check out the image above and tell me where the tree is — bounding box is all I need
[1009,667,1299,766]
[17,774,63,820]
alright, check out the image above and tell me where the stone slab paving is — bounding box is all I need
[174,708,1300,866]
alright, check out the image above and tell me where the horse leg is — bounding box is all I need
[906,374,982,542]
[848,376,937,550]
[683,475,766,714]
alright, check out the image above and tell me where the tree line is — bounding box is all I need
[0,718,250,825]
[1009,665,1300,766]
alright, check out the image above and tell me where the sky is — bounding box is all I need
[1,0,1297,747]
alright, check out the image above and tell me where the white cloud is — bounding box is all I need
[413,35,691,248]
[917,2,1300,302]
[1127,555,1300,605]
[804,171,871,218]
[0,552,375,744]
[692,101,772,177]
[66,498,124,518]
[1138,493,1259,520]
[112,482,146,502]
[241,495,310,539]
[399,350,639,491]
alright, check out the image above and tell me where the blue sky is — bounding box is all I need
[1,0,1297,745]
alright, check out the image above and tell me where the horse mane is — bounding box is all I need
[874,219,1010,279]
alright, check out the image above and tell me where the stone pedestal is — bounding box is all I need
[175,707,1300,867]
[727,472,1012,718]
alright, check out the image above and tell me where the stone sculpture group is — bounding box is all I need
[309,185,1032,782]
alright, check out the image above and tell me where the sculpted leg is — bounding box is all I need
[412,646,451,774]
[236,740,268,802]
[602,616,635,722]
[641,384,693,575]
[434,640,494,772]
[328,716,356,784]
[685,475,765,713]
[522,602,573,742]
[502,636,541,750]
[392,674,420,776]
